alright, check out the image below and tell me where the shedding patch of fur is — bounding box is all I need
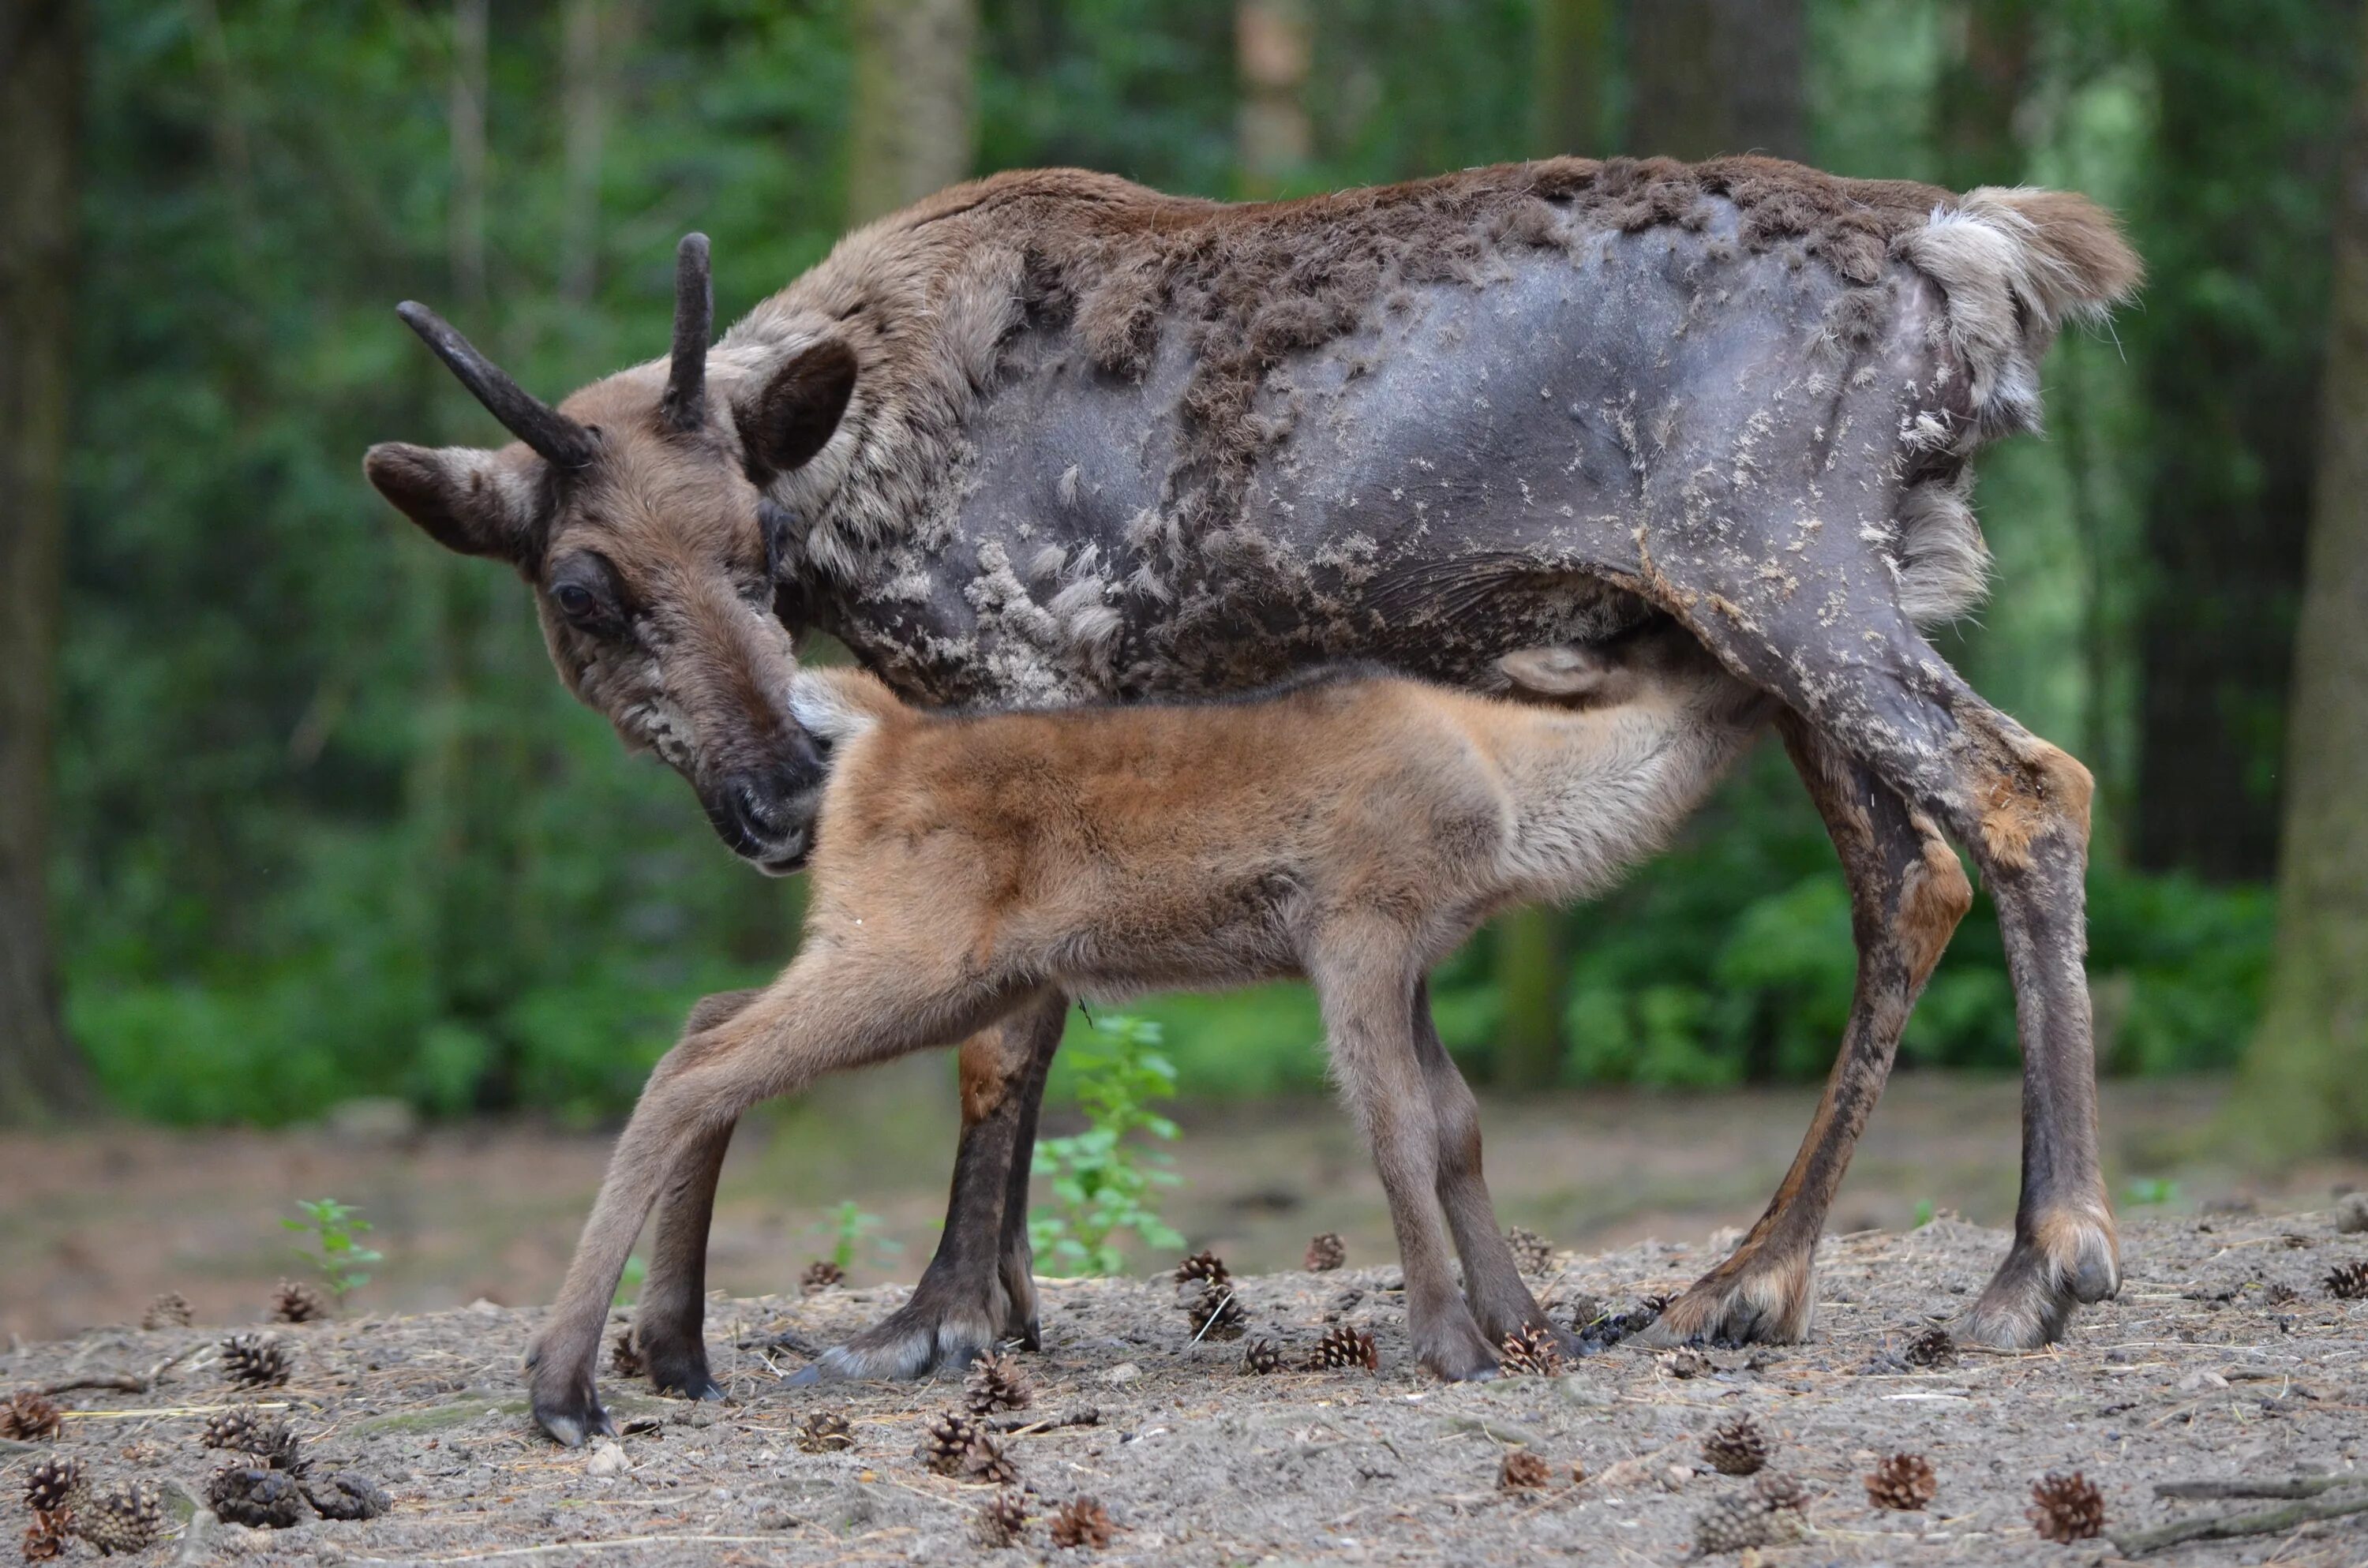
[1892,187,2141,443]
[1892,473,1991,624]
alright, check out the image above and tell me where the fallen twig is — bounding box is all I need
[2110,1484,2368,1557]
[2154,1474,2359,1501]
[989,1405,1099,1436]
[36,1342,203,1398]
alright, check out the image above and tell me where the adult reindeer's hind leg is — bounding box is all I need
[1648,716,1970,1346]
[1671,589,2114,1350]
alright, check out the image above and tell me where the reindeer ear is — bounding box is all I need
[363,442,543,563]
[737,339,858,479]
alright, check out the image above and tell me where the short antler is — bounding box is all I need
[663,233,714,432]
[395,301,598,470]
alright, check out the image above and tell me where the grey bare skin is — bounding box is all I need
[362,156,2141,1442]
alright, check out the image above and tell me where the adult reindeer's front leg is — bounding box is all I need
[1650,716,1970,1346]
[804,994,1065,1381]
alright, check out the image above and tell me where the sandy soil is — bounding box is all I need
[7,1071,2362,1345]
[5,1209,2366,1566]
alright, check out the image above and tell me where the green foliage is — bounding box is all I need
[614,1254,646,1308]
[48,0,2301,1125]
[281,1199,383,1300]
[2123,1177,2180,1207]
[813,1200,903,1276]
[1029,1013,1184,1275]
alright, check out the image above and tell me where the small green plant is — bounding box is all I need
[810,1200,903,1274]
[1029,1013,1184,1276]
[1912,1199,1935,1229]
[2124,1177,2180,1207]
[281,1198,384,1301]
[614,1253,646,1306]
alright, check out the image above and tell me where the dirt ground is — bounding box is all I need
[5,1209,2367,1566]
[7,1071,2365,1345]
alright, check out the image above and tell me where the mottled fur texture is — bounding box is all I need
[366,152,2142,1420]
[524,632,1770,1440]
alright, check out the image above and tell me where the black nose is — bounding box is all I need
[705,739,823,864]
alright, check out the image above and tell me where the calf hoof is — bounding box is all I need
[1416,1316,1504,1383]
[1960,1211,2119,1349]
[1643,1249,1815,1348]
[530,1374,615,1448]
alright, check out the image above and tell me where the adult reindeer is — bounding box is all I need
[363,156,2138,1443]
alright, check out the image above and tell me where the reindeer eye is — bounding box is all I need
[548,555,624,634]
[556,583,598,620]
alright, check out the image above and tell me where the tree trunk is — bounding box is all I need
[0,0,96,1121]
[1236,0,1310,193]
[558,0,608,308]
[1628,0,1805,162]
[849,0,976,226]
[1534,0,1613,156]
[2236,4,2368,1155]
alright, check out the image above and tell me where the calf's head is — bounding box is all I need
[363,236,860,873]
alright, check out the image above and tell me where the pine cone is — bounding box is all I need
[2264,1282,2302,1306]
[199,1407,303,1473]
[0,1392,62,1442]
[1753,1471,1810,1514]
[1505,1226,1555,1275]
[800,1259,845,1295]
[916,1410,983,1476]
[1498,1448,1551,1490]
[207,1465,308,1529]
[75,1480,166,1556]
[2028,1471,2105,1543]
[1173,1249,1230,1287]
[1241,1338,1286,1375]
[959,1431,1018,1486]
[964,1353,1033,1415]
[271,1280,329,1325]
[797,1409,855,1453]
[1902,1327,1956,1368]
[2326,1260,2368,1300]
[220,1332,290,1389]
[141,1293,193,1330]
[1866,1452,1936,1511]
[1184,1284,1246,1342]
[1303,1232,1346,1272]
[1497,1323,1563,1377]
[24,1457,86,1515]
[302,1472,391,1521]
[21,1513,69,1563]
[1047,1495,1114,1550]
[1692,1493,1797,1556]
[1700,1414,1770,1476]
[609,1327,644,1379]
[974,1488,1030,1548]
[1305,1325,1379,1372]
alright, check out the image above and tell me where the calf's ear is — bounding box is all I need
[737,339,858,479]
[363,443,544,563]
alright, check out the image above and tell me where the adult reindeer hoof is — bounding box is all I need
[795,1286,1010,1383]
[1643,1248,1815,1348]
[1416,1319,1504,1383]
[641,1336,725,1403]
[1959,1211,2120,1349]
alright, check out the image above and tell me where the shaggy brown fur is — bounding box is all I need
[524,630,1768,1442]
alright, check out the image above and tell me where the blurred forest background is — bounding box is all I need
[2,0,2364,1154]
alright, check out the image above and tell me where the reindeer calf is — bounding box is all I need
[526,625,1769,1442]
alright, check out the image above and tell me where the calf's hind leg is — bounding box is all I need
[1313,937,1501,1380]
[1407,981,1563,1351]
[1647,716,1970,1346]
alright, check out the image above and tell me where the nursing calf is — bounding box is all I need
[526,627,1768,1443]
